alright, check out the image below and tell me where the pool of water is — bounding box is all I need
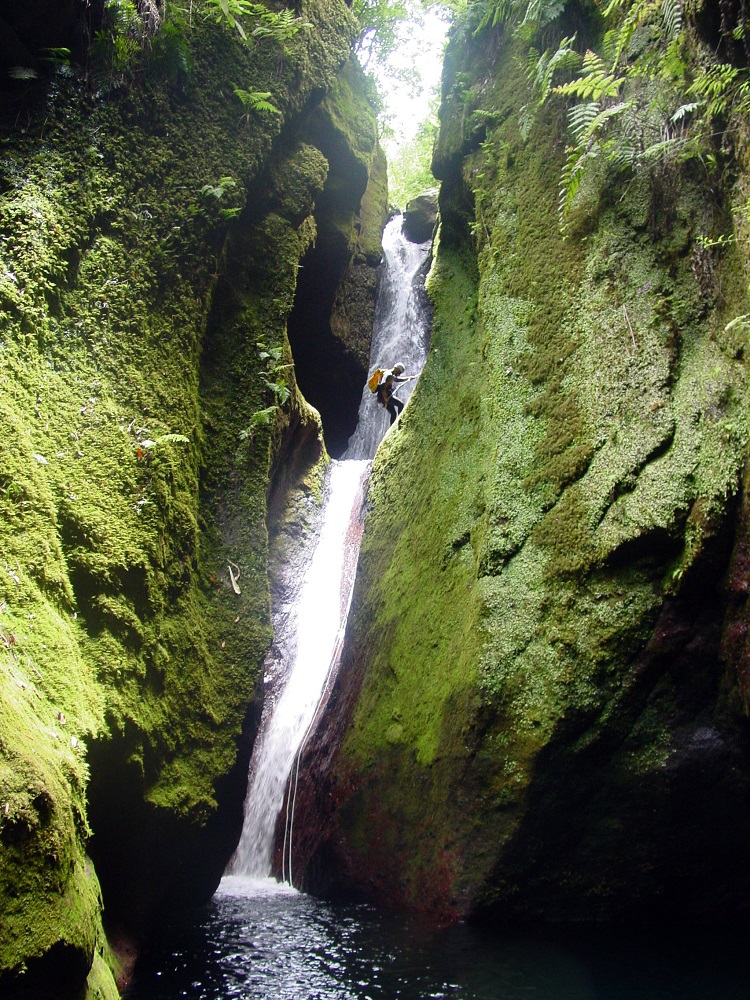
[126,876,748,1000]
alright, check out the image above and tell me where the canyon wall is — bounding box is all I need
[299,0,750,924]
[0,2,386,995]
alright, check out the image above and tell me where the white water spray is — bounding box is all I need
[228,459,370,877]
[225,215,432,886]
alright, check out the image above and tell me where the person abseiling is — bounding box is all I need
[374,363,414,425]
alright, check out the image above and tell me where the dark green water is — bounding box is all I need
[127,876,748,1000]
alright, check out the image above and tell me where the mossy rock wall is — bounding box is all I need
[0,1,384,994]
[299,13,750,921]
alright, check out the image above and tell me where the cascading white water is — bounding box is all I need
[228,459,370,877]
[344,215,432,460]
[226,214,432,885]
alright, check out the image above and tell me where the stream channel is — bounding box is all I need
[126,217,749,999]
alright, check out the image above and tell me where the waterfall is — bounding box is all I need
[226,214,431,885]
[343,216,432,460]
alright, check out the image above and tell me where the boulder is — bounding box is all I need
[402,190,439,243]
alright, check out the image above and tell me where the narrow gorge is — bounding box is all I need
[2,1,750,997]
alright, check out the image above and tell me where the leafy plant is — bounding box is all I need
[552,50,625,101]
[238,342,293,443]
[204,0,310,46]
[239,407,279,441]
[520,34,579,138]
[471,0,566,38]
[530,0,726,228]
[248,4,311,46]
[233,85,281,125]
[201,176,238,200]
[688,63,750,118]
[89,0,167,87]
[205,0,257,39]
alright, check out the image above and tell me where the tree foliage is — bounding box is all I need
[353,0,413,67]
[388,102,440,207]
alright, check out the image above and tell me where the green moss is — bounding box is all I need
[325,19,750,919]
[0,0,373,986]
[357,144,389,266]
[85,952,120,1000]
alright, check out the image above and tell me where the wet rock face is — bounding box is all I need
[295,11,750,922]
[402,190,439,243]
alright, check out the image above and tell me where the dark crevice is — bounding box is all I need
[287,235,371,457]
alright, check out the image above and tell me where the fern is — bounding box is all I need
[474,0,518,34]
[519,0,566,35]
[567,100,600,140]
[688,64,743,118]
[661,0,683,39]
[670,101,700,123]
[601,0,678,70]
[558,144,587,224]
[557,100,635,224]
[473,0,565,37]
[205,0,253,39]
[154,433,190,446]
[262,379,291,406]
[553,50,625,100]
[239,406,279,441]
[520,36,580,138]
[248,5,311,44]
[529,36,580,104]
[233,86,281,119]
[201,176,238,199]
[205,0,309,45]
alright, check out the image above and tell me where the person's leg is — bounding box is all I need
[387,397,404,424]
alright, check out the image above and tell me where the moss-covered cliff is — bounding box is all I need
[299,0,750,922]
[0,2,385,995]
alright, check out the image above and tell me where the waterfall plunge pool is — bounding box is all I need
[127,877,747,1000]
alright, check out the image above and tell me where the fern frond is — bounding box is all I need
[554,68,624,100]
[233,86,281,115]
[601,28,620,67]
[155,433,190,446]
[688,64,743,117]
[605,138,638,169]
[582,100,632,142]
[608,0,658,69]
[581,49,608,77]
[640,136,682,162]
[661,0,683,40]
[519,103,536,140]
[558,144,587,223]
[552,48,625,99]
[474,0,516,34]
[521,0,566,31]
[670,101,700,123]
[531,35,580,104]
[567,101,600,140]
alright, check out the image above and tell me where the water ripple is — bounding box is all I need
[128,879,749,1000]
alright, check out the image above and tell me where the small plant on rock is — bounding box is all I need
[238,342,293,444]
